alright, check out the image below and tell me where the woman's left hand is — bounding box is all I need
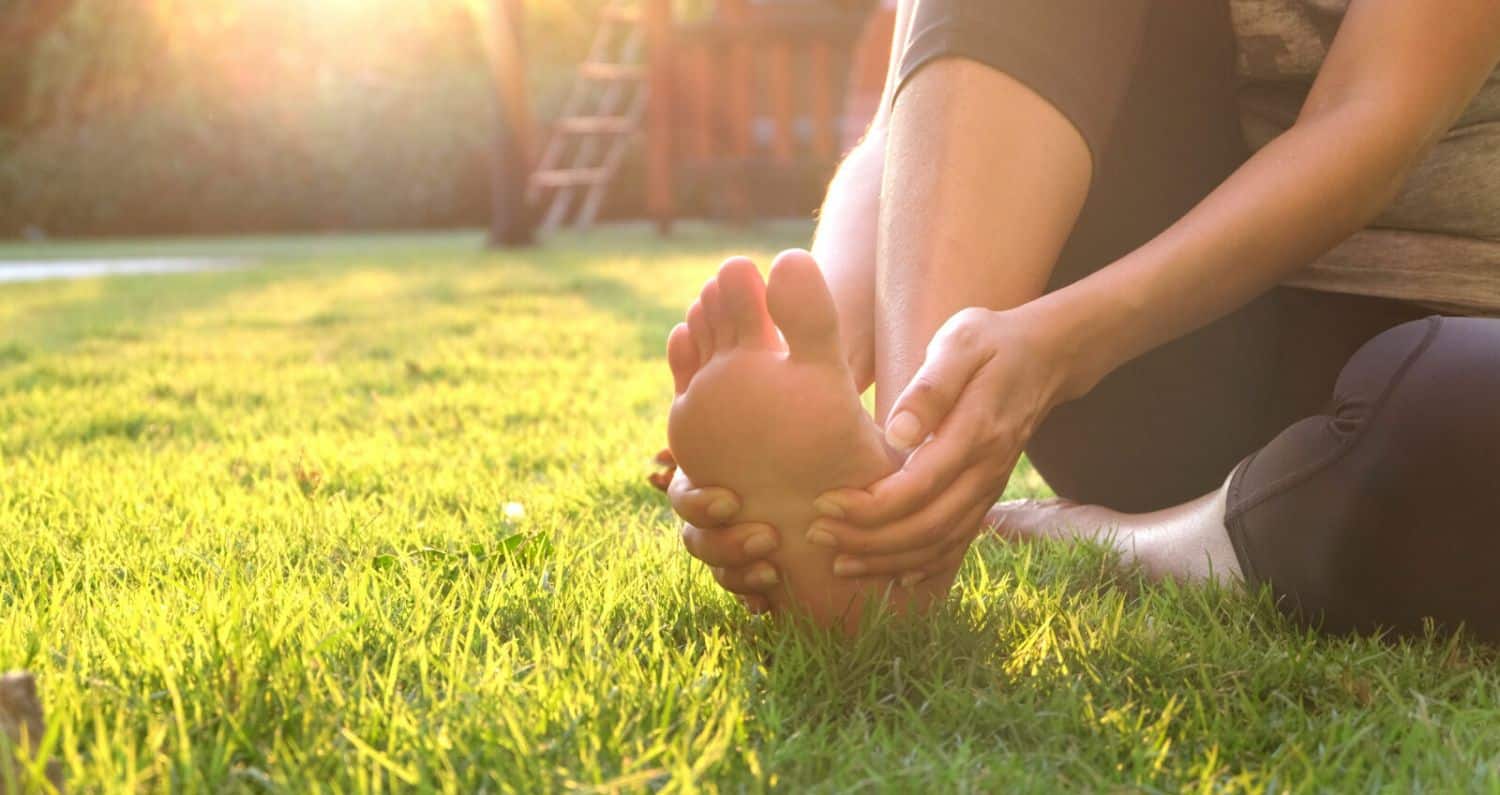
[805,305,1076,581]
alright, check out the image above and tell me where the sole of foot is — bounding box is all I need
[667,250,956,632]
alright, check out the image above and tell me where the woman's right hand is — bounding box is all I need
[669,468,781,614]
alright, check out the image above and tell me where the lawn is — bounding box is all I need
[2,225,1498,792]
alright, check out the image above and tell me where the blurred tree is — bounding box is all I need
[472,0,536,247]
[0,0,78,129]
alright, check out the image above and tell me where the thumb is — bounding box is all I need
[884,310,992,451]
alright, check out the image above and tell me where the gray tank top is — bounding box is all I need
[1230,0,1500,314]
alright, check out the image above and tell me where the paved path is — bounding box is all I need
[0,257,242,284]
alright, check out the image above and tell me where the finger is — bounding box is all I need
[817,425,986,528]
[681,522,780,568]
[668,470,741,527]
[820,379,1022,527]
[739,594,772,615]
[710,562,781,595]
[830,493,994,578]
[897,534,975,589]
[883,308,993,451]
[807,464,1002,556]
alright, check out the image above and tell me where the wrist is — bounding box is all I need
[1011,278,1139,405]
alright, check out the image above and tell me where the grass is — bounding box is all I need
[1,224,1498,792]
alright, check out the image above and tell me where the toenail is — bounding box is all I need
[743,531,777,557]
[707,497,739,522]
[812,496,845,519]
[805,528,837,549]
[834,557,867,577]
[749,567,779,588]
[899,571,928,588]
[885,411,923,451]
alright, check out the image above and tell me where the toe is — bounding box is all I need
[686,300,712,364]
[766,249,843,363]
[667,323,700,395]
[700,277,736,350]
[717,257,778,349]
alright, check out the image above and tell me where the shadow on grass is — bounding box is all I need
[2,264,294,356]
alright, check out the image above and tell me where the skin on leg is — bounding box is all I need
[987,473,1244,584]
[808,59,1094,588]
[672,60,1099,615]
[809,133,885,391]
[667,252,954,631]
[877,58,1092,419]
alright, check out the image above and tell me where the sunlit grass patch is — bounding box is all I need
[2,225,1498,792]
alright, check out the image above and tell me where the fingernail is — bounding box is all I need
[707,497,739,522]
[900,571,928,588]
[805,527,837,549]
[833,557,867,577]
[743,530,777,557]
[748,567,779,587]
[812,496,845,519]
[885,411,922,450]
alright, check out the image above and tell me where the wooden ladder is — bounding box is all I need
[527,1,648,234]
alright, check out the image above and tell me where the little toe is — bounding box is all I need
[686,300,712,364]
[717,257,778,349]
[766,249,843,364]
[700,277,737,351]
[667,323,700,395]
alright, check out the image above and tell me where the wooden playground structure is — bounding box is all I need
[509,0,895,238]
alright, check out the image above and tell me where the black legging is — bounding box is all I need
[1228,317,1500,640]
[898,0,1500,638]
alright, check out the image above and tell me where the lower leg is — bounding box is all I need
[876,58,1091,417]
[809,131,887,391]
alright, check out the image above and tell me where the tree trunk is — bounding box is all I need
[0,0,77,129]
[483,0,535,247]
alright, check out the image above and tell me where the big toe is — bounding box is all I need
[717,257,779,349]
[667,322,700,395]
[766,249,842,363]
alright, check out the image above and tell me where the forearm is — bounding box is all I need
[1036,104,1427,402]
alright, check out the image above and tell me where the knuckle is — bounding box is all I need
[944,308,991,346]
[920,522,948,545]
[856,533,887,554]
[713,567,743,591]
[980,419,1016,450]
[946,321,981,350]
[906,376,948,406]
[954,306,991,325]
[910,471,941,500]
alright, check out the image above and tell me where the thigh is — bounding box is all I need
[1227,317,1500,640]
[1025,1,1430,512]
[1027,0,1272,511]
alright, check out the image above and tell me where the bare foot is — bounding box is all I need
[668,251,953,630]
[986,475,1244,584]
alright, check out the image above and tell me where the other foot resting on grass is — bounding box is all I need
[667,251,955,631]
[986,475,1244,584]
